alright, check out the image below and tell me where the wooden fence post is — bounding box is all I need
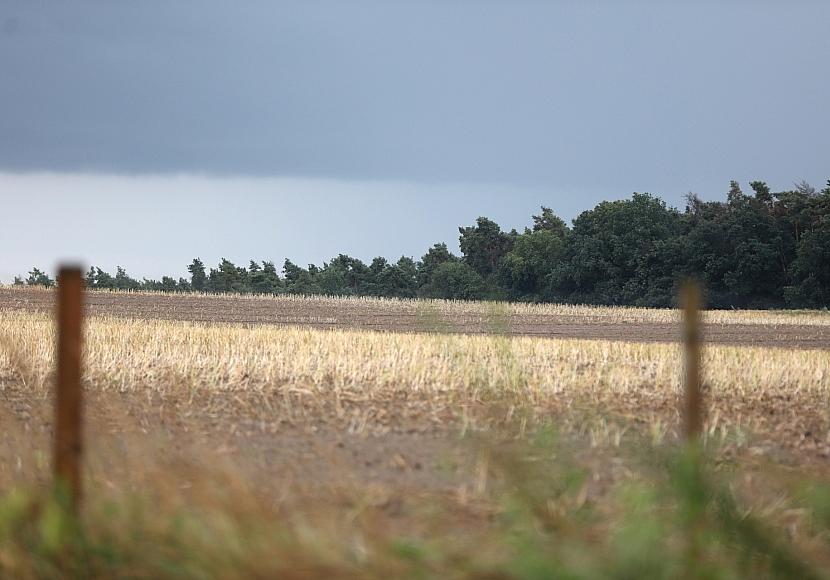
[681,281,703,443]
[54,266,84,510]
[680,281,705,575]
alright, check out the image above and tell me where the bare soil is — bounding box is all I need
[2,288,829,349]
[3,370,830,504]
[2,288,828,531]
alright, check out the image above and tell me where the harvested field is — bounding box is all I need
[2,286,830,348]
[2,308,829,487]
[1,291,830,577]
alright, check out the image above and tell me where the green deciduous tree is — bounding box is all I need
[86,267,116,290]
[188,258,208,292]
[247,261,282,294]
[532,206,568,238]
[115,267,141,291]
[417,243,458,290]
[551,193,681,305]
[499,226,566,300]
[16,176,829,309]
[458,217,515,280]
[283,260,321,295]
[785,220,830,307]
[317,255,370,295]
[26,268,54,288]
[160,276,178,292]
[423,262,486,300]
[208,259,247,293]
[366,256,419,298]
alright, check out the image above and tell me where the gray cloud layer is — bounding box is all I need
[1,1,828,282]
[2,1,828,195]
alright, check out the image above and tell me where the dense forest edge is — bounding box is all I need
[15,180,830,309]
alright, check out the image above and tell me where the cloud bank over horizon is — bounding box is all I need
[1,2,828,191]
[1,1,828,281]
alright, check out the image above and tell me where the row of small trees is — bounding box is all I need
[15,179,830,308]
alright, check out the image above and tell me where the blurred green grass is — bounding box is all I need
[2,432,829,580]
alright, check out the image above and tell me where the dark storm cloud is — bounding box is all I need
[1,0,828,196]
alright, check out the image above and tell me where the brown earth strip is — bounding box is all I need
[2,288,828,349]
[3,376,829,501]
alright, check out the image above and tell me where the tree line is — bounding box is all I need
[15,179,830,309]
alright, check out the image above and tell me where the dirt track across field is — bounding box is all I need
[2,288,828,349]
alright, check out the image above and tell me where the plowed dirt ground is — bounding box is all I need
[2,288,829,348]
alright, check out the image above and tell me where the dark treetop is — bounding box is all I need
[20,180,830,309]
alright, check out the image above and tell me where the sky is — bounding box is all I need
[1,0,828,281]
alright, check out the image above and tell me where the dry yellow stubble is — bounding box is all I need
[0,310,826,408]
